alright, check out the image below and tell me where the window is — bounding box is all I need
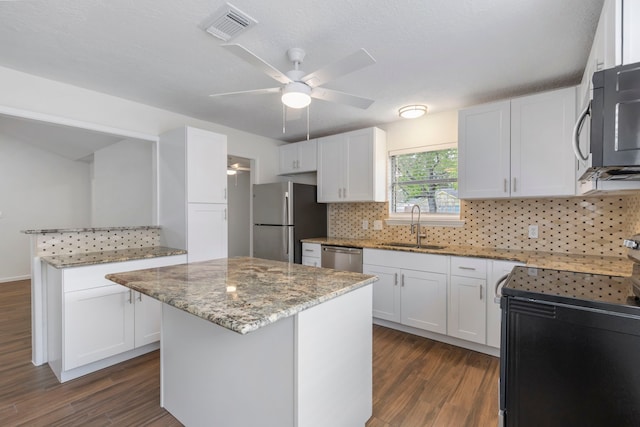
[390,146,460,217]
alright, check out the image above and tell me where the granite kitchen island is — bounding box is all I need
[106,257,377,427]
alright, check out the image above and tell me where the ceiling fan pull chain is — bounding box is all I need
[306,104,310,141]
[282,103,286,134]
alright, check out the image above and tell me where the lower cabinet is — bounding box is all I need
[46,254,186,382]
[301,242,321,267]
[363,249,448,335]
[365,248,522,353]
[448,257,488,344]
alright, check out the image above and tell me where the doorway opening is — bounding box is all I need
[227,155,252,257]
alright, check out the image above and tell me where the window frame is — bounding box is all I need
[386,143,464,227]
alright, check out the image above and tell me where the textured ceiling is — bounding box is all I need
[0,0,604,142]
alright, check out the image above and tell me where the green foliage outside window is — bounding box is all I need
[390,148,459,215]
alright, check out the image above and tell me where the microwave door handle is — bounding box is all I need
[572,102,591,163]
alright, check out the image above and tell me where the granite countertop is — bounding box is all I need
[302,237,635,277]
[106,257,377,335]
[22,225,161,234]
[41,246,187,268]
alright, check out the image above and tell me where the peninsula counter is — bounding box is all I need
[106,256,378,427]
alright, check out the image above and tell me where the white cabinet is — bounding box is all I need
[159,126,228,262]
[301,242,321,267]
[623,0,640,65]
[45,254,186,382]
[317,127,387,203]
[279,139,317,174]
[187,203,228,263]
[364,249,447,335]
[487,260,523,348]
[448,257,488,344]
[64,284,135,370]
[458,87,576,199]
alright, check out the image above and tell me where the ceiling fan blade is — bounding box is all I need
[209,87,281,97]
[302,48,376,88]
[311,88,375,109]
[221,44,292,85]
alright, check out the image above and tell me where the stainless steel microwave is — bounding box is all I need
[574,61,640,181]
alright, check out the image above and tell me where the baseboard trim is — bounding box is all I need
[0,274,30,283]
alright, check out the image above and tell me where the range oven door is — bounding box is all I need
[500,296,640,427]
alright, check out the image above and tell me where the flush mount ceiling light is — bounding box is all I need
[281,81,311,109]
[399,105,428,119]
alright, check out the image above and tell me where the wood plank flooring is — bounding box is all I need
[0,280,498,426]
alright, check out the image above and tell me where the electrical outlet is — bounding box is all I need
[373,220,383,230]
[528,225,539,239]
[362,220,368,230]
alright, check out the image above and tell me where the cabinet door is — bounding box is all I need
[296,139,317,173]
[623,0,640,64]
[511,87,576,197]
[448,276,487,344]
[187,203,228,262]
[400,269,447,334]
[344,129,374,201]
[187,127,227,204]
[134,292,161,347]
[279,143,299,174]
[487,260,522,348]
[64,284,134,370]
[302,256,320,267]
[458,101,511,199]
[364,264,401,323]
[317,135,345,202]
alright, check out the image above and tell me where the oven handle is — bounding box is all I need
[572,101,591,163]
[494,274,510,303]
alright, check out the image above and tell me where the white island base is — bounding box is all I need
[161,284,373,427]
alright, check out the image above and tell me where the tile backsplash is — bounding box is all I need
[328,194,640,257]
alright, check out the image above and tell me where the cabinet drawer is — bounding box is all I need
[450,256,487,279]
[363,249,448,274]
[63,254,186,292]
[302,243,321,258]
[302,256,320,268]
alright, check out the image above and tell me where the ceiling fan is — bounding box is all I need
[210,44,377,110]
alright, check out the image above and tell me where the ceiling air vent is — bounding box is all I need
[201,3,257,42]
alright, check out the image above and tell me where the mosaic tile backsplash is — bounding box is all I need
[328,194,640,257]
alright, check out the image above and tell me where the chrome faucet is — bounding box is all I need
[410,205,427,247]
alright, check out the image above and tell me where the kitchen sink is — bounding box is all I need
[384,242,446,250]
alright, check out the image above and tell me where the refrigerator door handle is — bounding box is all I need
[285,226,289,256]
[285,191,290,225]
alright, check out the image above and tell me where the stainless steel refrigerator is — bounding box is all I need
[253,182,326,263]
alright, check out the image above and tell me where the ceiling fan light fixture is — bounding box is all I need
[282,82,311,109]
[399,104,427,119]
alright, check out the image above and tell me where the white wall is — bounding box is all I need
[92,139,154,226]
[227,171,251,257]
[0,135,91,281]
[380,110,458,152]
[0,65,284,281]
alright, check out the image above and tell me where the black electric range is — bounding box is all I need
[499,265,640,427]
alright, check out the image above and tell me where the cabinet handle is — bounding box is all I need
[292,160,296,169]
[394,272,398,286]
[401,273,405,287]
[480,285,484,300]
[338,188,342,198]
[128,289,133,304]
[343,187,347,198]
[513,177,517,193]
[504,178,508,193]
[458,266,476,271]
[224,208,227,221]
[304,249,314,252]
[137,292,142,302]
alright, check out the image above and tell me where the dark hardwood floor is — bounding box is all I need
[0,280,498,426]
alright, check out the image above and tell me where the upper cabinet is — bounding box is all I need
[317,127,387,203]
[458,87,576,199]
[278,139,317,175]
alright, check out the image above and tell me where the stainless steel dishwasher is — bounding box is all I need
[321,245,363,273]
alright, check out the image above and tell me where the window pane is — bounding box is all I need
[390,148,459,214]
